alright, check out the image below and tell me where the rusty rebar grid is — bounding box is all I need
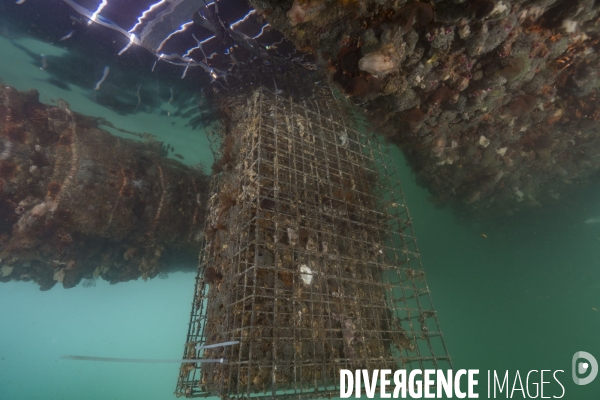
[176,85,451,399]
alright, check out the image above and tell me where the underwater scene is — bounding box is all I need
[0,0,599,399]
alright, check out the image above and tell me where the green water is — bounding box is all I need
[393,142,600,399]
[0,28,599,400]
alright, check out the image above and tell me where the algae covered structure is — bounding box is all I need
[0,86,209,289]
[177,86,450,399]
[248,0,600,214]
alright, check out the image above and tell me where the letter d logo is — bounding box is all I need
[572,351,598,385]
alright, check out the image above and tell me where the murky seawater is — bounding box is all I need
[1,1,599,399]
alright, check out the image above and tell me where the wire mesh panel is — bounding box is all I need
[176,86,451,399]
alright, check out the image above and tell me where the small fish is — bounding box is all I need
[584,217,600,224]
[481,233,488,238]
[593,307,598,312]
[16,0,26,4]
[174,154,184,160]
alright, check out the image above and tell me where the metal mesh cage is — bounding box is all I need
[175,85,451,399]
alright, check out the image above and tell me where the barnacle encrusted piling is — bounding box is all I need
[0,86,208,289]
[176,85,450,398]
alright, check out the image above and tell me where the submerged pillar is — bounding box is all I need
[0,86,208,290]
[176,84,450,398]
